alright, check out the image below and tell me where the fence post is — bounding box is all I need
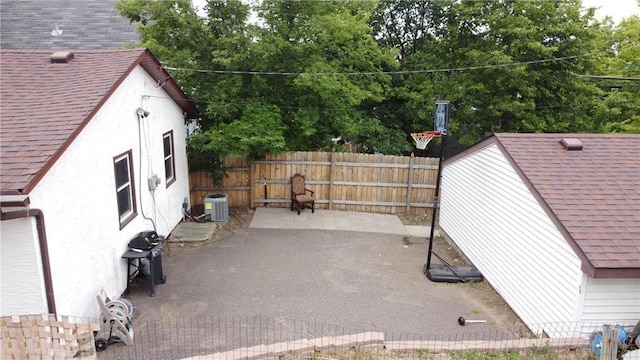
[329,147,335,210]
[600,325,619,360]
[406,153,415,214]
[250,161,255,209]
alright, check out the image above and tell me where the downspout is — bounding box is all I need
[0,208,56,314]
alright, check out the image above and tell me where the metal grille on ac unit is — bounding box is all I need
[204,194,229,223]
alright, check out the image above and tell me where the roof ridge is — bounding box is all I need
[0,48,147,54]
[495,132,640,137]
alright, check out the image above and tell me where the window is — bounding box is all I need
[163,131,176,187]
[114,150,137,228]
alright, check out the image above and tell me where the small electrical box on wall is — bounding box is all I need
[148,174,161,190]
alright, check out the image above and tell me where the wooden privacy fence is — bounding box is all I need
[189,151,440,215]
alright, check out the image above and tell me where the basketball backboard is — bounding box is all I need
[434,100,449,135]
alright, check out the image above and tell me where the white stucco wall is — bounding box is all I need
[0,216,48,315]
[14,65,190,320]
[440,143,584,336]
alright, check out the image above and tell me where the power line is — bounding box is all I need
[162,51,607,76]
[576,74,640,81]
[143,94,637,117]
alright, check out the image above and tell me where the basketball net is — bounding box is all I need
[411,131,442,150]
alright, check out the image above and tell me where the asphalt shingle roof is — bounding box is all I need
[0,49,197,194]
[493,133,640,274]
[1,0,140,50]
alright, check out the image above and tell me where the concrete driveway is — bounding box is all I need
[110,208,521,359]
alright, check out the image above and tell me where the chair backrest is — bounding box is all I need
[291,174,306,196]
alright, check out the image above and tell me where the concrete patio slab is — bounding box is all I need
[405,225,439,238]
[168,222,217,242]
[249,208,413,235]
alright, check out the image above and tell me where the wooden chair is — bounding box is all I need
[290,174,315,215]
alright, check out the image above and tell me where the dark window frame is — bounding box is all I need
[163,130,176,187]
[113,150,137,229]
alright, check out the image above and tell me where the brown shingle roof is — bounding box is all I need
[0,49,198,194]
[492,133,640,276]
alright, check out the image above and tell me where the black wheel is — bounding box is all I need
[95,338,108,352]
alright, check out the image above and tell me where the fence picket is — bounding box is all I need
[189,151,439,215]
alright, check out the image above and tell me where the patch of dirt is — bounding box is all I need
[279,346,594,360]
[423,235,524,332]
[398,213,432,226]
[209,207,255,242]
[397,213,524,334]
[227,207,255,228]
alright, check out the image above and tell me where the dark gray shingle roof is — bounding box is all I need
[1,0,140,50]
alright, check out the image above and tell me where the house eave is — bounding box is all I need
[136,49,199,119]
[490,136,604,281]
[444,134,497,165]
[15,48,199,195]
[0,194,30,207]
[591,267,640,279]
[446,134,635,281]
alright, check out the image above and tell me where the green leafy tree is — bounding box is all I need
[117,0,634,165]
[250,0,401,153]
[117,0,287,181]
[118,0,405,163]
[372,0,611,144]
[117,0,250,117]
[596,16,640,133]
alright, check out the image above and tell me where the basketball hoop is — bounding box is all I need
[411,131,442,150]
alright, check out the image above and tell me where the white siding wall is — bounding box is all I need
[581,277,640,324]
[440,144,584,334]
[0,217,48,315]
[24,66,190,319]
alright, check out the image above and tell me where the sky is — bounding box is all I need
[583,0,640,23]
[191,0,640,25]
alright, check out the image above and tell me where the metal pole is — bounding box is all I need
[426,133,447,271]
[264,182,268,207]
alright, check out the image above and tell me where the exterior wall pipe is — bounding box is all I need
[0,208,56,314]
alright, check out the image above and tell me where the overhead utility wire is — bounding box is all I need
[575,74,640,81]
[162,51,606,76]
[144,94,638,114]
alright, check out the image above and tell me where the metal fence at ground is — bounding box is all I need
[94,316,626,360]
